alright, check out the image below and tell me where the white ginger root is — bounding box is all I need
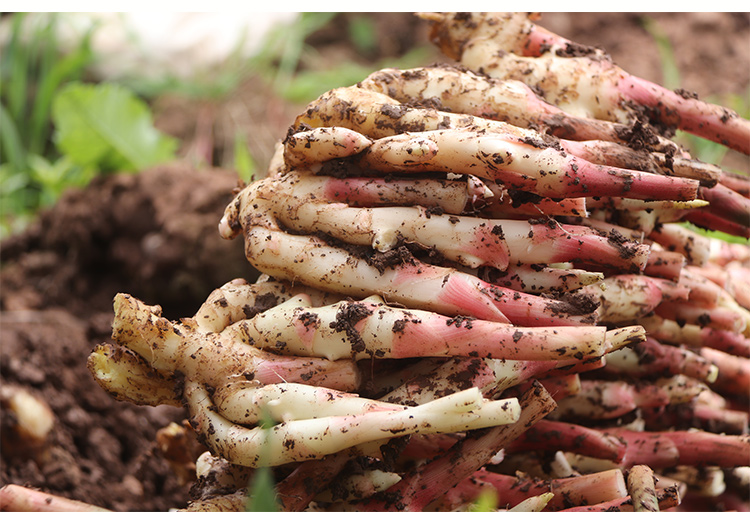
[225,172,650,272]
[226,292,618,361]
[185,380,520,468]
[236,225,601,327]
[553,375,707,421]
[582,275,686,324]
[359,66,681,153]
[192,277,345,333]
[480,264,604,294]
[210,382,403,426]
[314,469,402,502]
[296,84,714,184]
[0,386,56,462]
[284,126,372,167]
[360,128,699,201]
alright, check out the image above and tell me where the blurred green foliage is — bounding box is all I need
[642,15,750,170]
[245,408,279,512]
[643,15,749,242]
[0,13,177,238]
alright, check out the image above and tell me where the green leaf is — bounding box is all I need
[642,16,681,90]
[233,132,256,184]
[29,23,94,156]
[246,468,278,512]
[0,103,27,171]
[245,407,279,512]
[52,82,177,172]
[348,15,378,55]
[469,488,498,512]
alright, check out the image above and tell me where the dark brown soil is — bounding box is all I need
[1,164,253,511]
[1,13,748,512]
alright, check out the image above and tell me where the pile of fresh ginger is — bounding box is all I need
[82,12,750,512]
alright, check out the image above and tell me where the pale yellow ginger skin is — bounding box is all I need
[284,126,372,167]
[111,292,362,392]
[0,386,56,461]
[506,492,555,512]
[185,381,520,468]
[236,224,511,323]
[295,85,712,184]
[360,66,553,133]
[87,344,181,407]
[211,381,404,426]
[661,466,726,497]
[361,128,579,190]
[314,469,402,503]
[419,12,621,121]
[582,275,688,324]
[194,451,252,490]
[358,66,684,155]
[627,465,659,512]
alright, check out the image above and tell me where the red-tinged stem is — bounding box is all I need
[505,419,627,462]
[602,428,680,468]
[684,209,750,239]
[691,404,749,435]
[648,223,710,267]
[473,468,628,510]
[483,180,588,217]
[554,156,699,201]
[699,183,750,227]
[276,450,353,511]
[643,249,685,282]
[520,223,650,273]
[657,431,750,468]
[688,263,729,288]
[244,227,598,326]
[354,382,557,511]
[321,176,470,214]
[728,267,750,311]
[378,357,498,405]
[481,264,603,294]
[606,336,718,383]
[720,170,750,198]
[0,485,110,512]
[701,347,750,398]
[643,315,750,358]
[655,301,746,333]
[640,402,749,437]
[647,278,690,301]
[680,268,722,307]
[561,139,662,174]
[520,19,573,57]
[535,356,607,379]
[619,74,750,155]
[557,485,681,512]
[555,377,704,421]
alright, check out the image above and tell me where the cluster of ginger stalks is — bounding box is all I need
[4,12,750,512]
